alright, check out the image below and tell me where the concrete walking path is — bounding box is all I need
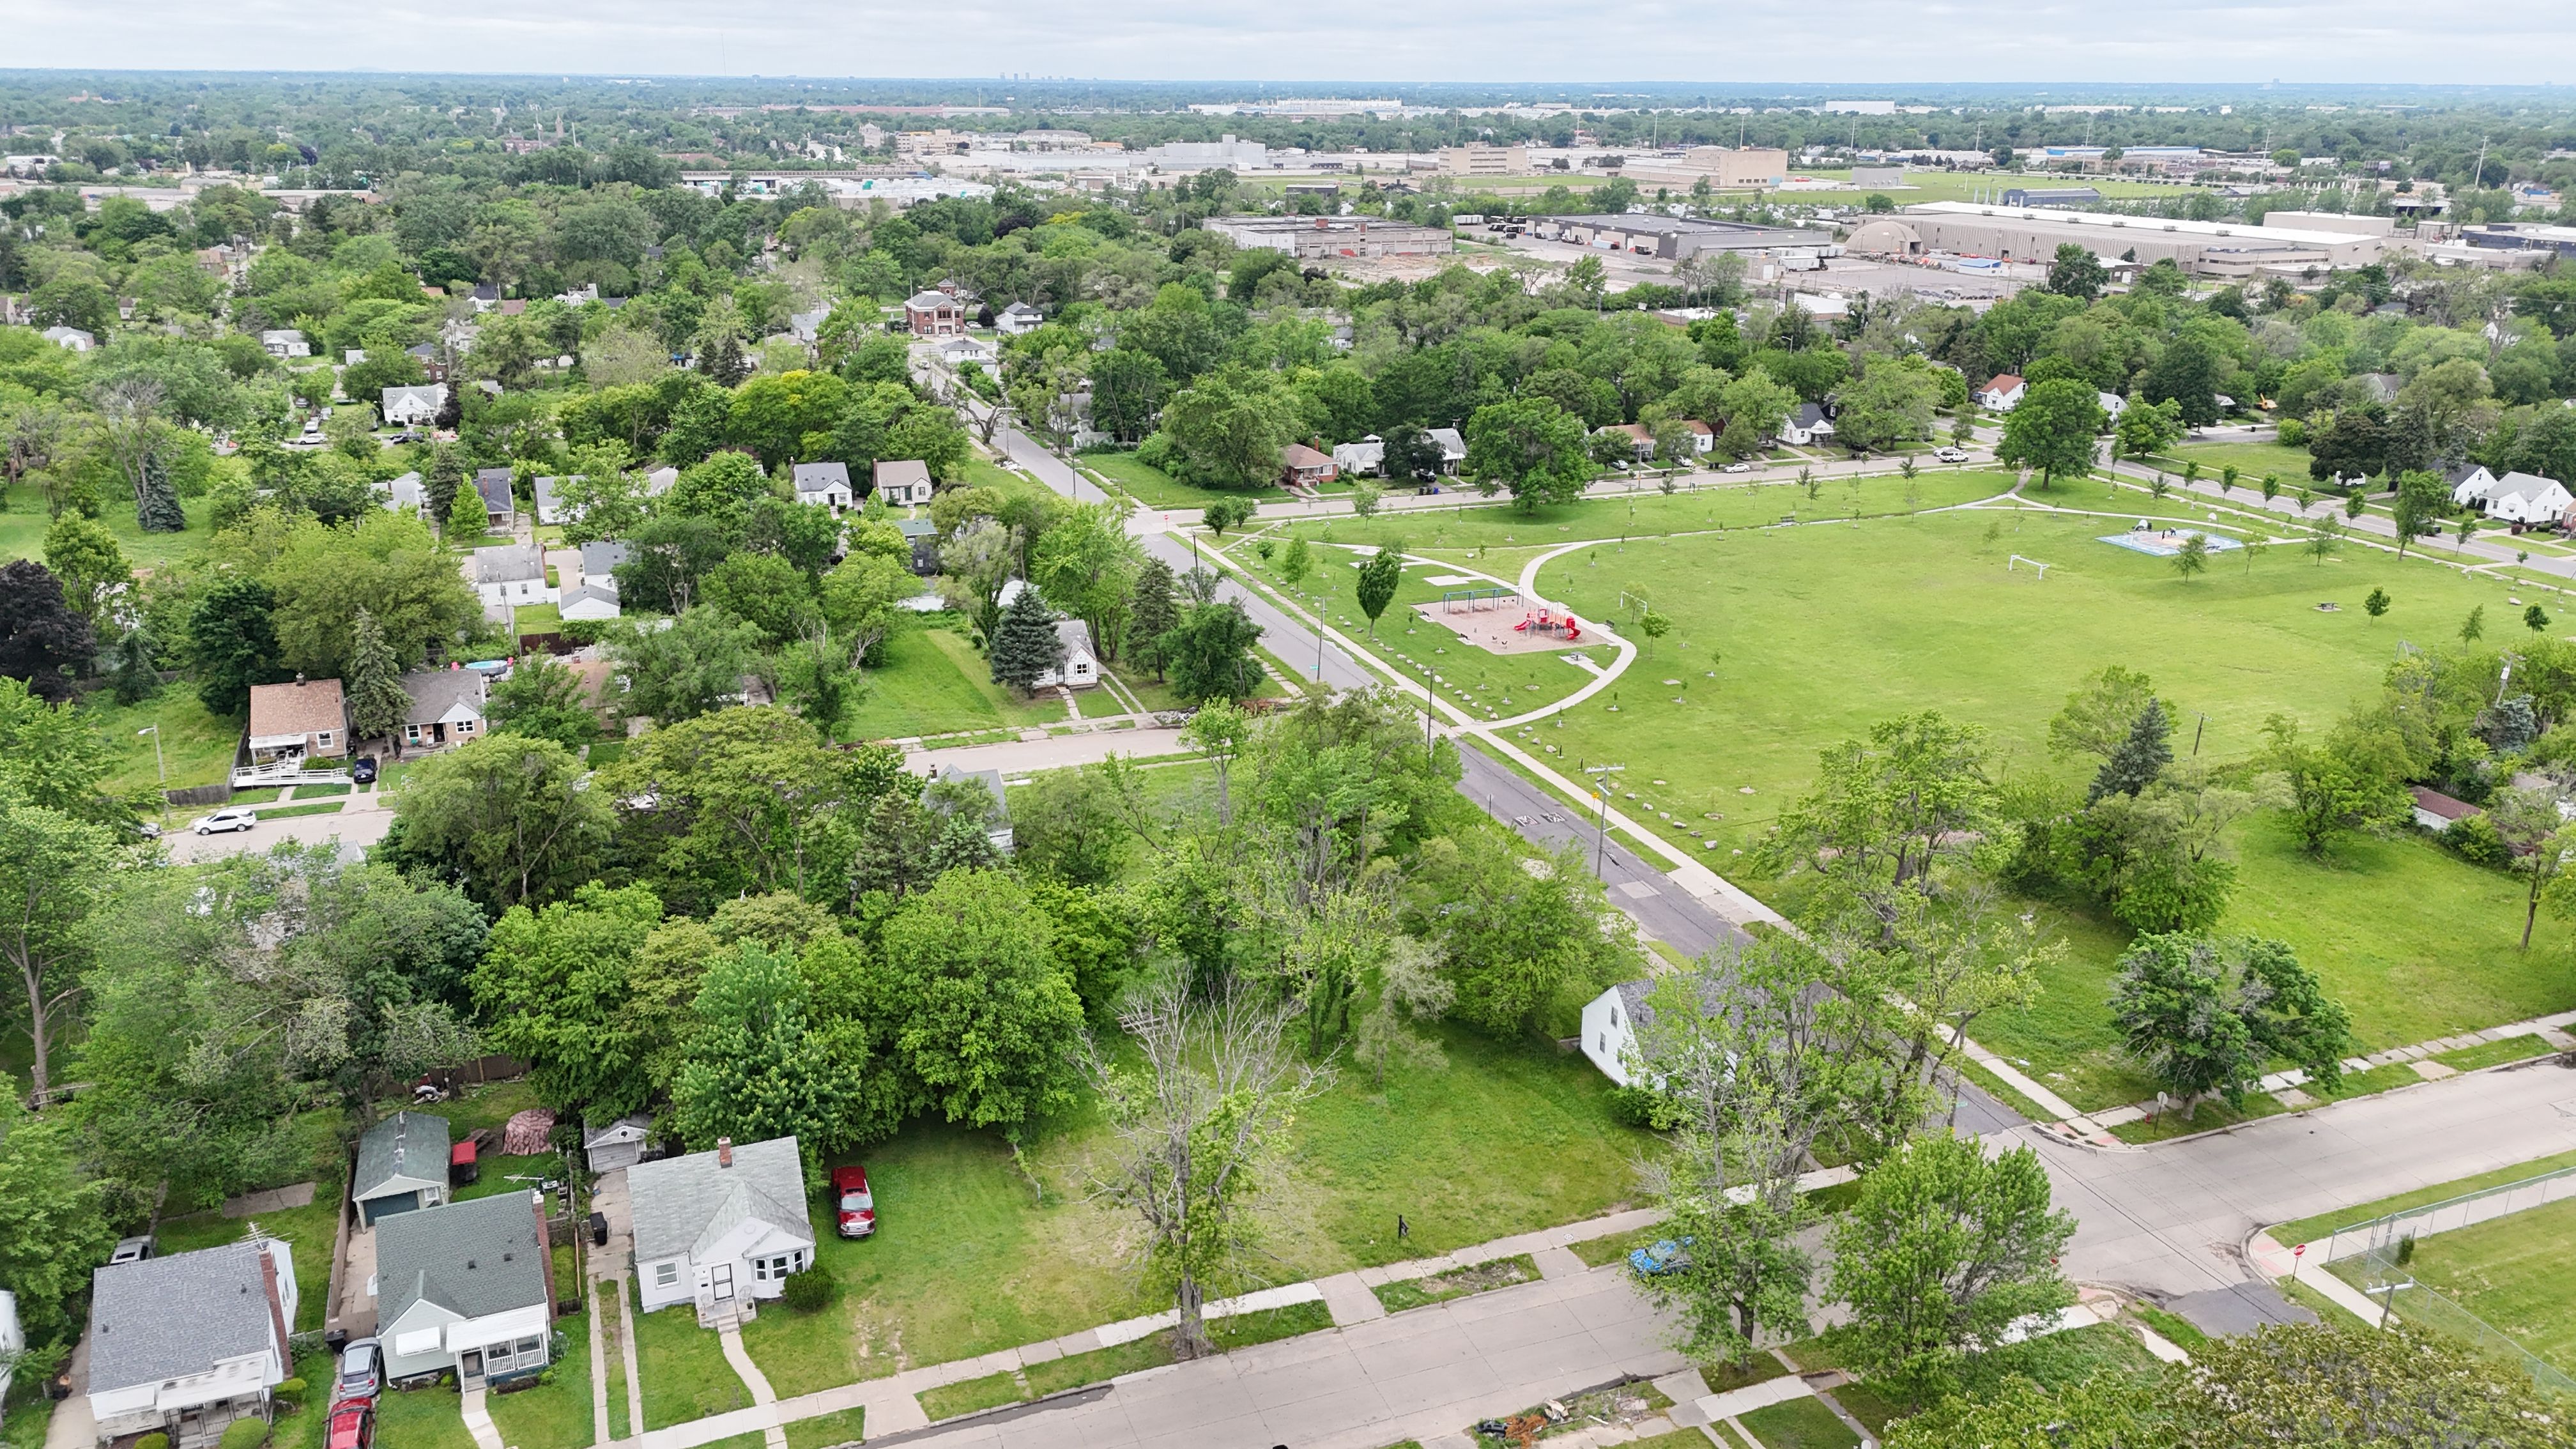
[716,1326,787,1449]
[460,1388,505,1449]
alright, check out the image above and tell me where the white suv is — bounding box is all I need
[1934,446,1971,463]
[194,808,259,836]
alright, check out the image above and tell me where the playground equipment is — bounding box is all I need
[1439,586,1518,613]
[2008,555,2053,579]
[1514,608,1583,641]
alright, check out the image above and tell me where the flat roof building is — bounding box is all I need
[1440,143,1528,178]
[1202,216,1453,259]
[1530,213,1835,262]
[1619,146,1790,190]
[1884,202,2383,276]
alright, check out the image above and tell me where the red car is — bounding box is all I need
[831,1164,876,1238]
[327,1403,375,1449]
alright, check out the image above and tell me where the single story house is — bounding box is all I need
[2096,391,2128,420]
[396,668,489,754]
[1779,403,1837,447]
[353,1112,451,1227]
[532,475,584,527]
[875,459,935,506]
[558,583,621,622]
[904,290,967,338]
[894,517,939,574]
[792,462,855,513]
[583,1116,655,1174]
[2485,470,2571,527]
[245,678,348,767]
[1426,426,1469,473]
[629,1136,818,1328]
[471,469,516,529]
[1976,374,2027,411]
[1680,418,1717,456]
[1033,620,1101,691]
[377,471,425,513]
[2448,464,2501,508]
[995,302,1044,335]
[382,385,445,427]
[1331,436,1386,477]
[2411,785,2481,834]
[931,765,1014,854]
[1580,981,1655,1087]
[86,1238,298,1449]
[932,335,998,369]
[259,330,311,360]
[42,325,95,352]
[374,1191,558,1392]
[471,544,553,608]
[1598,422,1657,461]
[1280,443,1338,490]
[580,540,631,583]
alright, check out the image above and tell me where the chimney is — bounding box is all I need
[717,1137,733,1168]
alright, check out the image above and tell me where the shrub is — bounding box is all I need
[1603,1085,1659,1129]
[273,1377,308,1410]
[2444,813,2510,868]
[779,1268,836,1314]
[2277,418,2306,447]
[138,1434,171,1449]
[218,1418,270,1449]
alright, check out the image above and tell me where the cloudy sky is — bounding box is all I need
[7,0,2574,84]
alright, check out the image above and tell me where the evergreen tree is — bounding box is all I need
[424,444,466,526]
[930,808,1002,874]
[109,627,157,705]
[1128,558,1178,680]
[135,450,187,533]
[433,377,461,430]
[700,329,751,388]
[2088,698,2172,803]
[346,608,411,747]
[447,478,488,539]
[989,584,1063,693]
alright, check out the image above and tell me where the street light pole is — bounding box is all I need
[138,725,165,783]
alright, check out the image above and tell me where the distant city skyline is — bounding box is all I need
[5,0,2573,88]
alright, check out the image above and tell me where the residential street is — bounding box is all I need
[160,797,395,862]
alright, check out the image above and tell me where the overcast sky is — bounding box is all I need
[8,0,2575,86]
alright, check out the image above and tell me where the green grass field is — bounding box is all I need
[0,494,215,575]
[372,1385,479,1449]
[1740,1396,1860,1449]
[2158,438,2315,487]
[1802,170,2186,206]
[2271,1147,2576,1250]
[782,1406,866,1449]
[843,622,1061,741]
[484,1305,594,1449]
[74,684,244,795]
[634,1305,758,1429]
[1514,500,2576,1109]
[743,1023,1650,1390]
[2334,1193,2576,1372]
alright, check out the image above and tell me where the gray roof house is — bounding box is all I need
[381,384,446,427]
[873,459,934,506]
[397,669,489,755]
[792,461,855,513]
[893,518,939,574]
[558,583,622,622]
[377,471,426,513]
[531,474,583,527]
[471,468,516,528]
[1426,426,1469,470]
[374,1191,558,1390]
[353,1111,452,1227]
[470,543,552,609]
[86,1238,298,1449]
[580,540,631,581]
[627,1137,816,1328]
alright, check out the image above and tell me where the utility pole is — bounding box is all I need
[1583,762,1625,874]
[138,724,165,785]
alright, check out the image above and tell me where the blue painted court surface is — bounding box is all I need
[2099,528,2246,557]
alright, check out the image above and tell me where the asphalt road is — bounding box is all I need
[162,801,393,862]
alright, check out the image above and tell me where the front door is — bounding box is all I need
[459,1349,484,1390]
[709,1262,735,1303]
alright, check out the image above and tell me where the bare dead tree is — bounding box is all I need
[1079,970,1329,1359]
[91,377,168,518]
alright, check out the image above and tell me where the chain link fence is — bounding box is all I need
[2341,1163,2576,1395]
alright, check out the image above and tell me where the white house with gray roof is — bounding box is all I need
[470,544,553,609]
[1580,981,1657,1087]
[2484,470,2572,527]
[627,1136,815,1328]
[353,1111,450,1226]
[86,1238,296,1449]
[374,1191,557,1390]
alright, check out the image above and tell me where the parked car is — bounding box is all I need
[1627,1238,1693,1277]
[332,1339,383,1407]
[353,758,379,785]
[1934,446,1971,463]
[193,808,258,836]
[326,1402,376,1449]
[1721,461,1754,474]
[832,1164,877,1238]
[109,1235,153,1266]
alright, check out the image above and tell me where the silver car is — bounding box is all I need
[194,808,259,836]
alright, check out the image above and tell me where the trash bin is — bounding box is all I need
[590,1211,608,1247]
[325,1328,349,1356]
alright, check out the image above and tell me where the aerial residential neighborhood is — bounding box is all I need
[8,37,2576,1449]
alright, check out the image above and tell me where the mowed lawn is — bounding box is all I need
[2156,438,2316,486]
[2345,1193,2576,1373]
[0,494,216,575]
[1528,502,2576,1108]
[1080,450,1350,510]
[843,622,1061,741]
[740,1023,1651,1395]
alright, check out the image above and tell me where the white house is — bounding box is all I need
[0,1289,21,1407]
[2448,463,2501,508]
[1331,436,1386,477]
[2411,785,2481,834]
[353,1111,451,1227]
[42,325,95,352]
[2483,470,2571,526]
[874,459,935,506]
[377,471,426,514]
[374,1192,557,1392]
[644,466,678,497]
[1580,981,1657,1087]
[583,1116,654,1174]
[258,330,311,360]
[1034,620,1101,691]
[396,669,488,754]
[1426,426,1469,474]
[1976,374,2026,411]
[532,474,585,527]
[86,1239,298,1449]
[1778,403,1836,448]
[932,335,999,369]
[558,583,622,622]
[470,544,554,608]
[2096,391,2128,421]
[792,461,855,513]
[995,302,1045,335]
[628,1137,816,1328]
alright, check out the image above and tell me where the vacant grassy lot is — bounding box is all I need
[843,620,1059,741]
[743,1024,1650,1391]
[0,494,215,574]
[2157,438,2315,487]
[2333,1193,2576,1372]
[75,683,243,795]
[1522,502,2576,1108]
[1080,450,1348,510]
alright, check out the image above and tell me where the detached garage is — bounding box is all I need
[354,1112,452,1227]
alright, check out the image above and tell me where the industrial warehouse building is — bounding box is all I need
[1845,202,2384,279]
[1530,213,1837,263]
[1202,216,1454,259]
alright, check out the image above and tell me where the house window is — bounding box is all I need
[654,1261,679,1287]
[406,725,421,742]
[316,732,333,748]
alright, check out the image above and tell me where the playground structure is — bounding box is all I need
[1513,606,1584,642]
[1414,589,1591,656]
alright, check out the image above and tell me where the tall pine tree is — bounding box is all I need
[989,584,1064,693]
[1128,558,1178,680]
[2089,698,2173,803]
[424,444,466,528]
[135,450,187,533]
[346,607,411,747]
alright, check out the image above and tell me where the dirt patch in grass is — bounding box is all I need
[1373,1254,1540,1313]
